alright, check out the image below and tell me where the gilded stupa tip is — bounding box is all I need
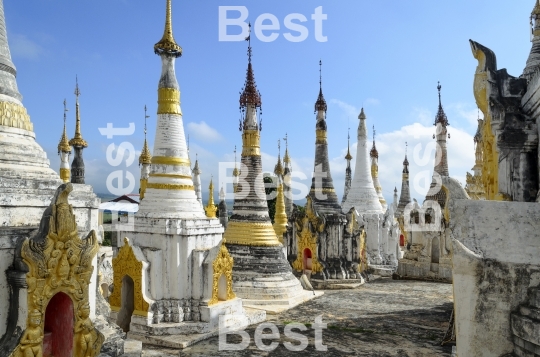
[154,0,182,57]
[274,140,284,176]
[239,24,262,110]
[533,0,540,15]
[232,146,240,177]
[434,82,449,127]
[139,105,152,165]
[345,131,353,161]
[283,133,291,163]
[58,99,71,154]
[314,60,327,113]
[205,177,218,218]
[69,76,88,148]
[370,126,378,159]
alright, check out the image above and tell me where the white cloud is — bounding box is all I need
[10,34,43,60]
[447,102,482,128]
[330,99,359,119]
[365,98,381,106]
[411,107,433,126]
[187,121,223,143]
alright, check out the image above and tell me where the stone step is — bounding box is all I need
[530,289,540,309]
[512,334,540,357]
[120,339,142,357]
[511,313,540,347]
[520,305,540,322]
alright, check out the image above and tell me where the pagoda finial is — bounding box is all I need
[58,99,71,154]
[139,105,152,166]
[533,0,540,16]
[69,76,88,148]
[345,127,353,161]
[370,125,379,159]
[403,142,409,167]
[239,23,262,114]
[283,133,291,163]
[315,59,327,113]
[274,139,284,176]
[434,82,449,127]
[205,176,218,218]
[232,145,240,177]
[154,0,182,57]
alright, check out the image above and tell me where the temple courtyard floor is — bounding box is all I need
[141,278,454,356]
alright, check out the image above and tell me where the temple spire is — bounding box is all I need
[397,143,412,217]
[205,177,217,218]
[193,153,202,205]
[139,106,152,200]
[154,0,182,57]
[342,108,383,214]
[370,125,387,210]
[432,83,450,177]
[139,105,152,166]
[342,127,353,205]
[282,133,293,216]
[314,60,327,114]
[310,61,341,213]
[58,99,71,183]
[239,23,262,133]
[69,77,88,184]
[273,141,288,243]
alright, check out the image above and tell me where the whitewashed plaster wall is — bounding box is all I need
[450,199,540,357]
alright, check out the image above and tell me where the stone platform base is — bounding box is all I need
[369,265,396,277]
[127,307,266,349]
[311,278,365,290]
[242,290,323,314]
[226,244,307,304]
[397,259,452,282]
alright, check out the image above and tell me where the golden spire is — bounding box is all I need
[370,125,379,159]
[58,99,71,154]
[345,127,353,160]
[154,0,182,57]
[139,105,152,165]
[274,139,284,176]
[283,133,291,164]
[232,145,240,177]
[69,76,88,148]
[273,142,288,243]
[205,177,217,218]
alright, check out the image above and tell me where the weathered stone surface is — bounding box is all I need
[141,279,454,356]
[450,199,540,357]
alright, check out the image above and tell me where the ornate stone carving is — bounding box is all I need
[208,240,236,305]
[292,196,324,273]
[10,183,103,357]
[109,238,150,316]
[0,101,33,131]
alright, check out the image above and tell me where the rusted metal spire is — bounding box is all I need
[314,59,327,113]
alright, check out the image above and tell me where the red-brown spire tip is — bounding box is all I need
[434,82,449,127]
[314,60,327,113]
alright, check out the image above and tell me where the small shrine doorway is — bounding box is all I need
[43,292,74,357]
[303,248,313,272]
[399,234,405,246]
[116,275,135,332]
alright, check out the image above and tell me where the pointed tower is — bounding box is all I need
[396,144,412,217]
[232,146,240,193]
[58,100,72,183]
[0,0,79,228]
[273,141,288,243]
[283,133,293,217]
[370,126,388,210]
[392,187,399,213]
[69,77,88,184]
[139,106,152,200]
[426,83,450,208]
[135,0,203,218]
[192,154,202,205]
[342,129,353,205]
[205,178,217,218]
[114,1,260,340]
[218,185,228,229]
[224,27,305,306]
[342,108,384,215]
[309,60,342,213]
[523,0,540,80]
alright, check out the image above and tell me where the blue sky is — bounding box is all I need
[5,0,534,203]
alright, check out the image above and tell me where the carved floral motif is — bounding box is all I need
[10,183,103,357]
[208,239,235,305]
